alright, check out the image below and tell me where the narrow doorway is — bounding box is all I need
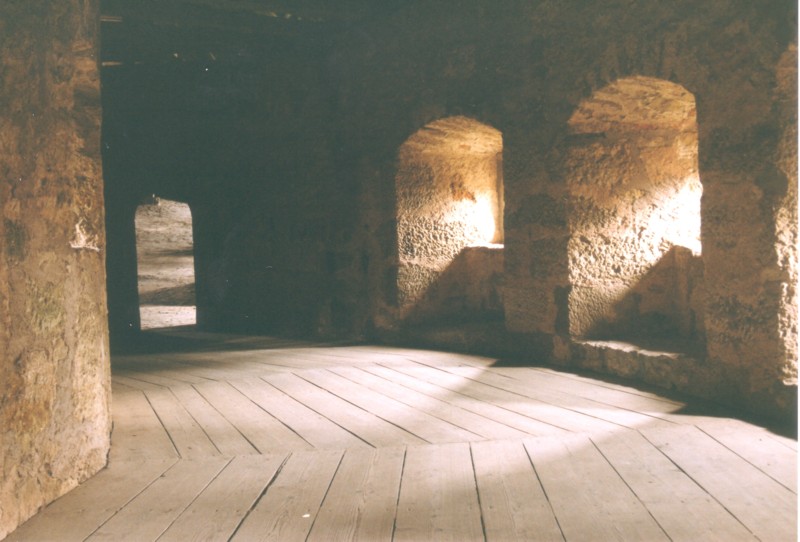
[135,196,197,329]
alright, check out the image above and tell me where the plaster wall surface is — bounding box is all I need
[0,1,111,538]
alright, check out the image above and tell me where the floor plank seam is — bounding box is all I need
[291,371,434,445]
[304,451,347,540]
[329,366,488,442]
[589,436,672,540]
[433,363,638,432]
[170,386,225,456]
[226,379,317,450]
[468,444,489,542]
[694,425,798,495]
[376,361,572,434]
[142,390,182,458]
[81,459,180,542]
[390,447,409,542]
[191,384,265,454]
[522,440,567,542]
[256,375,377,449]
[226,453,292,541]
[636,429,762,539]
[154,457,236,542]
[357,365,534,440]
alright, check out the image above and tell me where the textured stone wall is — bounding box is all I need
[332,1,796,418]
[564,77,703,343]
[393,117,503,324]
[0,1,110,538]
[99,0,796,419]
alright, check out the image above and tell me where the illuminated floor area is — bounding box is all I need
[8,331,797,541]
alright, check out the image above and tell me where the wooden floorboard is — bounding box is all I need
[298,368,483,444]
[193,380,313,452]
[641,425,797,541]
[169,384,261,456]
[524,434,670,541]
[591,430,757,541]
[394,442,485,542]
[85,457,230,541]
[307,447,405,542]
[158,454,287,542]
[471,439,564,541]
[109,388,179,462]
[331,366,531,440]
[229,378,371,450]
[263,372,427,447]
[230,449,344,542]
[7,333,796,542]
[3,459,177,542]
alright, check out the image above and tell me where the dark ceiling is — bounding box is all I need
[100,0,400,65]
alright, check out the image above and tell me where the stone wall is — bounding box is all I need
[0,1,110,538]
[394,117,503,324]
[333,1,797,419]
[99,1,796,419]
[564,77,703,343]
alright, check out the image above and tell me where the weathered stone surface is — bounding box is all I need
[96,0,795,422]
[393,117,503,324]
[0,1,110,538]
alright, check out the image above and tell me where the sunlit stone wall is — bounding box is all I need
[395,117,503,322]
[565,77,703,343]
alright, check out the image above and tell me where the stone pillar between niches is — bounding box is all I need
[700,116,796,417]
[503,132,571,344]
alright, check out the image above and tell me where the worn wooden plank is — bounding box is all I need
[593,429,756,541]
[263,372,426,447]
[642,424,797,541]
[471,439,564,541]
[330,366,530,440]
[114,366,199,388]
[169,384,260,456]
[307,447,405,542]
[389,363,602,433]
[394,442,484,542]
[159,454,288,542]
[109,388,179,462]
[230,378,370,450]
[231,449,344,542]
[112,374,166,391]
[298,369,482,444]
[4,459,176,542]
[495,366,686,417]
[694,418,797,492]
[531,366,687,406]
[524,434,670,541]
[143,387,221,458]
[445,365,669,431]
[193,380,312,452]
[366,364,565,437]
[86,457,230,541]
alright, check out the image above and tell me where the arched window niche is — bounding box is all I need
[565,76,704,349]
[395,116,504,324]
[135,196,197,330]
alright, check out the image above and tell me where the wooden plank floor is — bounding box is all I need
[7,331,797,541]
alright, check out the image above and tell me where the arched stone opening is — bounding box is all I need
[394,116,504,324]
[134,197,197,329]
[565,76,703,348]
